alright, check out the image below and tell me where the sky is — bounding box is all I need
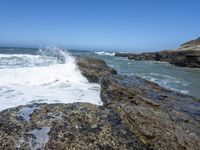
[0,0,200,51]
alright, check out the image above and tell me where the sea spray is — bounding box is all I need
[0,47,101,111]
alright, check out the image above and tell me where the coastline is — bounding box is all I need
[115,37,200,68]
[0,56,199,149]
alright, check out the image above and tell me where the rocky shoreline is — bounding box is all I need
[0,57,200,149]
[115,37,200,68]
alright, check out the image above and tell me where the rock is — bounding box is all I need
[181,37,200,49]
[115,50,200,68]
[115,52,136,57]
[115,37,200,68]
[76,57,117,83]
[0,103,150,149]
[101,75,200,149]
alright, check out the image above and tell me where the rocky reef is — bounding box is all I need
[115,37,200,68]
[0,57,200,149]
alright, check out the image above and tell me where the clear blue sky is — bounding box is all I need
[0,0,200,51]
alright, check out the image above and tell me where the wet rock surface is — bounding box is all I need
[0,103,149,150]
[76,57,117,83]
[101,75,200,149]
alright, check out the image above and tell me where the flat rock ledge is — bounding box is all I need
[0,57,200,150]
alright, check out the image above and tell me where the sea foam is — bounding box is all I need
[0,48,101,111]
[95,51,115,56]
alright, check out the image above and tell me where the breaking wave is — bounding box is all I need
[0,47,101,111]
[95,51,115,56]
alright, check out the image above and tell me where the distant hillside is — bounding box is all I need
[181,37,200,46]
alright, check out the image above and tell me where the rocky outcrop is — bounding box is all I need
[0,103,150,149]
[101,75,200,149]
[115,52,136,57]
[178,42,200,52]
[116,50,200,68]
[76,57,117,83]
[115,37,200,68]
[181,37,200,49]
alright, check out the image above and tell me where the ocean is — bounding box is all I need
[0,47,200,111]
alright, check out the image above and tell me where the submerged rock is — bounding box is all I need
[0,103,149,149]
[76,57,117,83]
[101,75,200,149]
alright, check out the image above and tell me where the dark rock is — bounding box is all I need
[115,37,200,68]
[76,57,117,83]
[115,50,200,68]
[115,52,136,57]
[101,75,200,149]
[0,103,150,149]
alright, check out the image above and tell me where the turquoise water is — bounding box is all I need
[0,47,200,100]
[74,50,200,98]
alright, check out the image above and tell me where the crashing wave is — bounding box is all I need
[0,47,101,111]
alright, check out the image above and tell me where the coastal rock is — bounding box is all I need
[1,56,200,150]
[0,103,149,149]
[76,57,117,83]
[115,50,200,68]
[101,75,200,149]
[180,37,200,50]
[115,52,136,57]
[115,37,200,68]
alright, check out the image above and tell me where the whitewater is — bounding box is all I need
[0,48,101,111]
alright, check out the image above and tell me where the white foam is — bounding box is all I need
[0,48,101,111]
[135,72,189,95]
[95,51,115,56]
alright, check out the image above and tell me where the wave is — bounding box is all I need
[95,51,115,56]
[0,47,101,111]
[0,54,57,68]
[133,72,189,95]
